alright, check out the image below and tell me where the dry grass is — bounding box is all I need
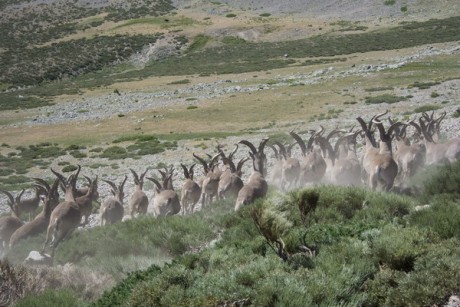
[0,42,458,148]
[0,259,113,305]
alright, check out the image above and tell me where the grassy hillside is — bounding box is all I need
[1,15,459,111]
[0,2,459,306]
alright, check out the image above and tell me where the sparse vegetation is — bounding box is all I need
[412,104,441,113]
[364,94,409,104]
[168,79,190,85]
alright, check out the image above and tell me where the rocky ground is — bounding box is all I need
[1,41,459,221]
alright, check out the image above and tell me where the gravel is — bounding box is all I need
[1,43,459,218]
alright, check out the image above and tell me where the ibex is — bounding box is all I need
[100,175,127,225]
[128,168,149,217]
[147,172,181,216]
[75,175,100,202]
[290,129,327,186]
[42,168,82,258]
[0,186,44,221]
[218,146,249,200]
[267,144,284,189]
[389,118,426,181]
[329,132,362,186]
[180,164,201,215]
[9,178,60,247]
[410,115,460,165]
[272,141,300,191]
[75,175,98,225]
[235,138,269,211]
[0,190,24,249]
[356,112,400,191]
[193,152,221,206]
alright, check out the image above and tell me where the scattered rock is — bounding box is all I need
[24,251,53,266]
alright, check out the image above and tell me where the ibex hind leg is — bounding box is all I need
[42,221,58,254]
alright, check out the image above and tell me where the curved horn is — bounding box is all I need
[258,138,269,153]
[51,168,67,185]
[387,122,407,139]
[102,179,117,192]
[357,117,377,147]
[274,141,287,159]
[326,128,345,141]
[32,178,51,191]
[418,118,434,143]
[236,157,250,172]
[239,140,258,154]
[15,189,25,203]
[130,169,140,184]
[120,175,128,191]
[181,163,190,179]
[268,144,279,159]
[0,190,15,205]
[193,153,209,173]
[290,131,307,156]
[146,177,162,191]
[228,144,238,160]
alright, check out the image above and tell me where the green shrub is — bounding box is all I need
[225,13,237,18]
[410,198,460,239]
[0,168,13,176]
[69,150,87,159]
[364,94,409,104]
[384,0,396,5]
[259,13,271,17]
[364,238,460,306]
[187,34,210,52]
[14,289,84,307]
[453,108,460,118]
[222,36,246,45]
[410,81,440,89]
[168,79,190,85]
[62,165,78,173]
[372,225,437,272]
[99,146,128,160]
[419,160,460,200]
[412,104,440,113]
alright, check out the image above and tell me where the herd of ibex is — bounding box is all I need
[0,110,459,260]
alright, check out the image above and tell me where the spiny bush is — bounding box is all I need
[418,160,460,200]
[409,197,460,239]
[364,238,460,306]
